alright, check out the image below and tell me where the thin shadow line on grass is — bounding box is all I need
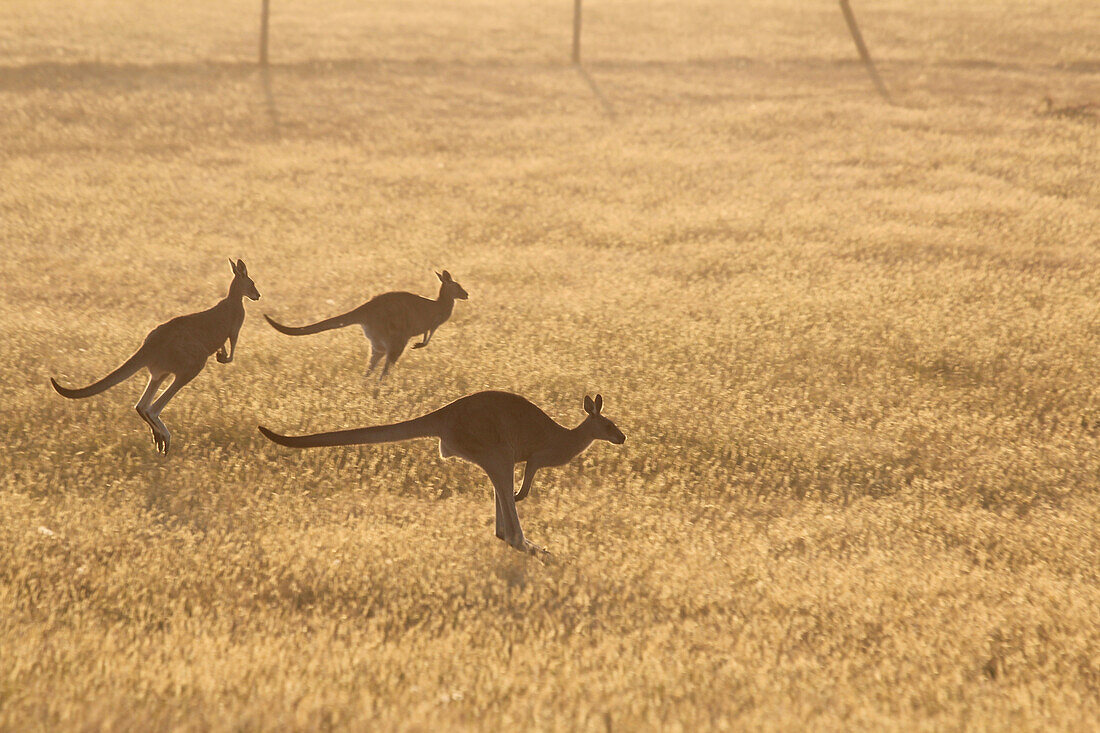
[259,65,281,137]
[576,65,616,120]
[2,56,1096,93]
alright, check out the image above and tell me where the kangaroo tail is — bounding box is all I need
[259,415,437,449]
[264,310,357,336]
[50,348,146,399]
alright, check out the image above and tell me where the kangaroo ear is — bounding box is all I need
[583,395,595,415]
[436,271,444,282]
[229,258,238,273]
[236,259,247,274]
[441,270,452,282]
[594,394,603,414]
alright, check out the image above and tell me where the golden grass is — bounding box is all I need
[2,0,1099,728]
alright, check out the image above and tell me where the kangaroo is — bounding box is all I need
[263,270,469,380]
[50,259,261,455]
[258,391,625,553]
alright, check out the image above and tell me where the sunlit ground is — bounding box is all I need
[2,1,1099,728]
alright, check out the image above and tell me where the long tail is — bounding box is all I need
[50,348,147,399]
[264,310,358,336]
[258,414,438,449]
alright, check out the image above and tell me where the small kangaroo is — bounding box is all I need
[50,259,261,455]
[263,270,469,380]
[258,391,625,553]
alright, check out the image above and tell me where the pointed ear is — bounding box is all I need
[441,270,452,282]
[229,258,238,273]
[436,271,444,282]
[583,395,595,415]
[593,394,603,414]
[236,259,247,274]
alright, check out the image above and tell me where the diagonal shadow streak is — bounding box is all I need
[576,65,616,120]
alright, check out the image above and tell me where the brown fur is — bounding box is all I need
[259,391,625,553]
[51,259,261,454]
[263,270,468,380]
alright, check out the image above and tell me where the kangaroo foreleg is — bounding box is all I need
[411,328,435,349]
[216,327,240,364]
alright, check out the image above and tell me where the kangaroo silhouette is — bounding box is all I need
[259,391,625,553]
[51,259,261,454]
[263,270,468,380]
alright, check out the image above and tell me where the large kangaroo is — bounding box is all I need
[263,270,469,380]
[258,391,625,553]
[50,259,261,455]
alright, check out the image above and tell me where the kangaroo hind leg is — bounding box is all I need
[494,485,506,540]
[135,371,169,449]
[379,340,407,381]
[484,459,545,555]
[363,328,386,378]
[146,365,202,455]
[366,344,385,377]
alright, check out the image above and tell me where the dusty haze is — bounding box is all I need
[2,0,1099,729]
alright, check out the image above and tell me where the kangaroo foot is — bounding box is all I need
[519,539,549,556]
[523,539,549,555]
[152,427,171,455]
[503,535,548,556]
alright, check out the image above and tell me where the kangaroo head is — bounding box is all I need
[229,258,261,301]
[437,270,469,301]
[583,394,625,444]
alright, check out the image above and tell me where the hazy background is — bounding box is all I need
[2,1,1099,729]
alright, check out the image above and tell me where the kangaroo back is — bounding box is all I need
[259,414,438,448]
[50,349,147,399]
[264,311,357,336]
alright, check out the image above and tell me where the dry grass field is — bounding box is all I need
[2,0,1100,728]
